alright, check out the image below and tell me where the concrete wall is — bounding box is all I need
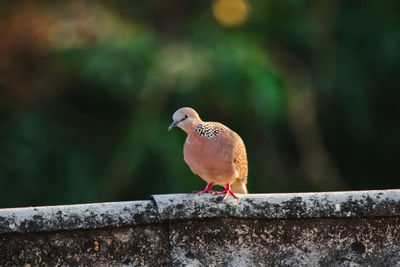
[1,190,400,266]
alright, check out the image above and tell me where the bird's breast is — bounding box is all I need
[183,135,236,183]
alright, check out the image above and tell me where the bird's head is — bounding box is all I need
[168,107,201,132]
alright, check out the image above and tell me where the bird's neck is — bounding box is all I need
[186,123,205,146]
[180,119,202,135]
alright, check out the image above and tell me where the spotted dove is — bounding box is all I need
[168,107,248,199]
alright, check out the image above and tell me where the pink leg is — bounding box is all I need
[193,183,218,194]
[218,183,238,200]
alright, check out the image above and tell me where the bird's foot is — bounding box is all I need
[193,189,219,194]
[218,184,238,200]
[193,183,218,194]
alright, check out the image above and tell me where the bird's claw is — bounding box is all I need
[193,183,218,195]
[193,183,238,199]
[218,185,238,200]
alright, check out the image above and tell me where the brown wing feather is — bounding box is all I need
[233,133,248,184]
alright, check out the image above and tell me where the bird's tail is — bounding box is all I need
[230,179,248,194]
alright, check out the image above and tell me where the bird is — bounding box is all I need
[168,107,248,200]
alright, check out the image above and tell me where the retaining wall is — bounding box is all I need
[1,190,400,266]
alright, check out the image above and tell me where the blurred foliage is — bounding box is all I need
[0,0,400,208]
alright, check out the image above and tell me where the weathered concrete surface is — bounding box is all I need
[152,190,400,220]
[169,217,400,266]
[0,225,170,266]
[0,200,157,233]
[1,189,400,266]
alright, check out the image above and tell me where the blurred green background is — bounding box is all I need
[1,0,399,208]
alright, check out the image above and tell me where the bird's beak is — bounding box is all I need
[168,121,178,131]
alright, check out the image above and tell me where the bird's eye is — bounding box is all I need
[180,114,188,121]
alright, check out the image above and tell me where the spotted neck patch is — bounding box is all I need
[195,122,222,138]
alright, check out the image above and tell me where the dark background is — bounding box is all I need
[1,0,399,208]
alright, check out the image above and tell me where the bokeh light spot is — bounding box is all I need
[212,0,250,27]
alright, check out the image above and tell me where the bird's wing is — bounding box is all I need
[232,134,248,184]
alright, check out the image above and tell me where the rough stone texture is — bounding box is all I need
[152,190,400,220]
[0,225,169,266]
[169,217,400,266]
[0,200,157,233]
[1,189,400,265]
